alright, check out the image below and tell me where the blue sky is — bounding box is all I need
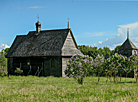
[1,0,138,50]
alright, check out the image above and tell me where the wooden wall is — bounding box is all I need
[62,57,70,77]
[9,57,62,77]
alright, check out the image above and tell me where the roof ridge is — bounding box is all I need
[28,28,70,33]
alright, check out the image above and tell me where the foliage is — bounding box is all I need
[104,53,126,83]
[88,49,100,59]
[65,52,138,84]
[93,54,105,82]
[1,48,10,57]
[0,54,7,68]
[78,45,118,59]
[64,54,93,84]
[0,68,8,77]
[14,68,24,76]
[0,48,10,71]
[129,54,138,82]
[111,45,121,55]
[103,46,111,59]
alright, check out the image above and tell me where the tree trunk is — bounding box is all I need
[125,73,128,83]
[106,76,108,83]
[114,72,116,83]
[120,73,122,82]
[105,72,108,83]
[98,72,100,83]
[80,77,83,85]
[98,76,100,83]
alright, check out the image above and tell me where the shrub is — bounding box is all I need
[93,54,105,82]
[14,68,24,76]
[0,68,8,77]
[65,54,93,85]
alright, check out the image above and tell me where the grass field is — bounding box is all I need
[0,76,138,102]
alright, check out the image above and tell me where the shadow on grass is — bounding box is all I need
[118,81,137,83]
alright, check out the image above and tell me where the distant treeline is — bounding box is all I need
[78,45,121,59]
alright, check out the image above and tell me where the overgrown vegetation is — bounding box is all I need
[14,68,24,76]
[65,53,138,84]
[0,48,10,71]
[0,76,138,102]
[0,68,8,77]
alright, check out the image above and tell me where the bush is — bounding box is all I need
[14,68,24,76]
[0,68,8,77]
[65,54,93,85]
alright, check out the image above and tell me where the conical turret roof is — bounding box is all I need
[119,38,137,50]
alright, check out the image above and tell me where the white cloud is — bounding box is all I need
[98,41,103,44]
[28,6,46,9]
[0,44,10,51]
[95,22,138,50]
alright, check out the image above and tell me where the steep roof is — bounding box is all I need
[119,38,137,50]
[6,29,82,57]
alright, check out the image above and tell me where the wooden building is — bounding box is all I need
[6,21,82,77]
[119,28,137,57]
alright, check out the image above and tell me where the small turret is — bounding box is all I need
[35,21,41,33]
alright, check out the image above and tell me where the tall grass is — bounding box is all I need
[0,76,138,102]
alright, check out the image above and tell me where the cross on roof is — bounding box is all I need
[37,14,40,21]
[68,18,70,21]
[127,28,129,39]
[68,18,70,28]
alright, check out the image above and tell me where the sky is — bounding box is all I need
[1,0,138,50]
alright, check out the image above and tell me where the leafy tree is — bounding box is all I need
[98,48,105,56]
[0,53,7,68]
[93,54,105,83]
[129,54,138,82]
[78,45,90,55]
[111,45,121,55]
[103,46,111,59]
[104,53,126,83]
[88,49,99,59]
[65,54,93,85]
[1,48,10,57]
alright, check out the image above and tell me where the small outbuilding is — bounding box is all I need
[119,28,137,57]
[6,20,82,77]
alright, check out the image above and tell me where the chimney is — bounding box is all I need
[35,21,41,33]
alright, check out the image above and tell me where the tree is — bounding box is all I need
[104,53,126,83]
[103,46,111,59]
[1,48,10,57]
[0,53,7,68]
[65,54,93,85]
[78,45,90,55]
[93,54,105,83]
[111,45,121,55]
[88,50,99,59]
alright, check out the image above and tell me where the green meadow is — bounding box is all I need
[0,76,138,102]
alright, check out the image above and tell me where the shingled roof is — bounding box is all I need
[6,28,82,57]
[119,38,137,50]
